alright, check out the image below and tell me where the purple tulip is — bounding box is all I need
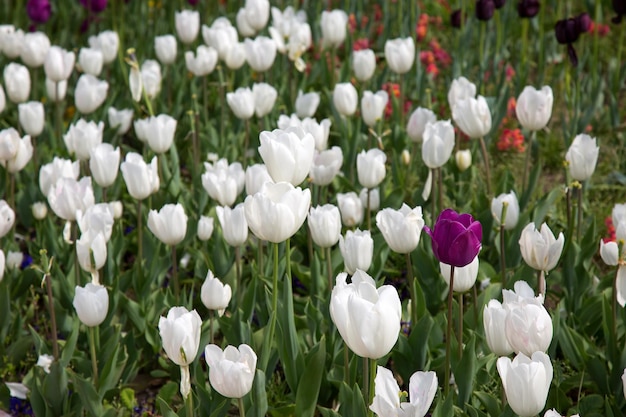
[476,0,496,21]
[424,208,482,268]
[26,0,51,24]
[80,0,107,13]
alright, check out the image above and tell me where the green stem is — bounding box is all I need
[522,131,535,194]
[577,185,583,242]
[258,239,264,279]
[186,389,194,417]
[73,222,80,286]
[538,269,545,298]
[243,118,250,168]
[363,357,369,403]
[499,202,508,290]
[521,18,529,82]
[235,246,242,306]
[367,188,371,231]
[405,253,417,328]
[457,292,463,358]
[137,199,143,282]
[368,358,376,417]
[326,246,333,292]
[209,310,214,345]
[89,326,98,388]
[238,397,246,417]
[478,137,492,196]
[260,243,279,372]
[286,238,291,283]
[613,266,619,339]
[444,265,455,395]
[479,23,486,94]
[437,167,443,218]
[172,244,180,303]
[344,341,350,386]
[45,273,59,360]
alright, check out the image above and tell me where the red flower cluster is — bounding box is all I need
[419,40,451,78]
[589,21,610,36]
[497,128,525,153]
[353,38,370,51]
[604,216,617,242]
[382,82,411,118]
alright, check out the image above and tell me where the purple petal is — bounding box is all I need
[447,230,482,267]
[468,220,483,244]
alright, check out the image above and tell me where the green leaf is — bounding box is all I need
[276,274,304,393]
[98,343,128,398]
[250,370,268,417]
[156,395,180,417]
[452,333,477,408]
[120,387,136,410]
[70,370,104,417]
[59,319,79,368]
[431,389,453,417]
[295,336,326,417]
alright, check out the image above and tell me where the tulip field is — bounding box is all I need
[2,0,626,416]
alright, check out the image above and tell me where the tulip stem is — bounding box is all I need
[613,266,619,339]
[73,222,80,286]
[209,310,214,345]
[537,269,545,298]
[235,246,242,306]
[405,253,418,328]
[437,168,443,218]
[478,137,492,196]
[286,238,292,284]
[522,130,535,195]
[260,243,279,372]
[576,184,583,242]
[238,397,246,417]
[44,272,59,360]
[326,247,333,292]
[257,240,264,279]
[89,326,98,388]
[444,265,455,395]
[172,245,180,304]
[344,341,350,386]
[137,199,143,283]
[368,358,376,417]
[367,188,371,231]
[499,202,508,290]
[54,82,62,149]
[243,119,250,169]
[457,292,463,358]
[362,357,369,405]
[186,390,194,417]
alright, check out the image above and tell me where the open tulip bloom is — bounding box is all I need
[370,366,437,417]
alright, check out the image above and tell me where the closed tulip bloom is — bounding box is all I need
[309,147,343,186]
[78,47,103,76]
[175,10,200,44]
[88,30,119,64]
[47,177,95,221]
[0,85,5,114]
[244,181,310,243]
[302,117,331,151]
[227,87,255,120]
[353,49,376,82]
[407,107,437,142]
[154,34,177,65]
[202,18,238,60]
[447,76,476,110]
[483,299,515,356]
[243,0,270,32]
[360,187,380,212]
[202,159,245,207]
[337,192,363,227]
[18,101,45,137]
[44,46,75,82]
[245,163,273,196]
[0,27,24,59]
[519,222,564,272]
[73,283,109,327]
[295,90,320,118]
[158,306,202,398]
[452,95,492,139]
[491,191,520,230]
[0,128,20,161]
[361,90,389,127]
[205,344,257,399]
[333,82,358,116]
[330,269,401,358]
[224,42,247,70]
[64,119,104,161]
[76,230,107,283]
[376,204,424,254]
[421,120,455,169]
[236,7,256,37]
[252,83,278,118]
[20,31,50,68]
[259,128,315,185]
[121,153,160,200]
[39,157,79,196]
[245,36,277,72]
[339,229,373,274]
[424,208,482,268]
[76,203,114,241]
[516,86,553,131]
[505,298,553,356]
[201,270,232,316]
[45,78,67,102]
[5,251,23,270]
[497,352,553,417]
[613,203,626,228]
[308,204,342,248]
[185,45,218,77]
[0,200,15,238]
[600,240,619,266]
[89,143,120,188]
[455,149,472,171]
[216,204,249,247]
[321,10,348,48]
[197,215,214,241]
[440,255,479,292]
[108,107,133,135]
[75,74,108,114]
[141,60,162,100]
[565,133,599,181]
[370,366,437,417]
[144,114,177,154]
[384,36,415,74]
[0,134,32,173]
[357,148,386,189]
[148,203,188,246]
[4,63,31,103]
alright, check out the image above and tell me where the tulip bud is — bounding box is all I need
[44,46,75,82]
[76,203,114,242]
[20,31,50,68]
[491,191,520,230]
[120,153,160,200]
[308,204,342,248]
[45,78,67,102]
[302,117,331,151]
[175,10,200,44]
[516,86,553,131]
[321,10,348,49]
[141,60,162,100]
[108,107,133,135]
[448,76,476,110]
[519,222,564,273]
[505,298,553,357]
[339,229,373,274]
[357,148,386,189]
[148,203,188,246]
[600,240,619,266]
[452,95,492,139]
[0,28,24,59]
[185,45,218,77]
[483,299,515,356]
[18,101,45,137]
[424,208,482,268]
[27,0,51,24]
[78,47,103,76]
[144,114,178,154]
[352,49,376,82]
[202,159,245,207]
[518,0,540,18]
[243,0,270,32]
[244,36,277,72]
[227,87,255,121]
[31,201,48,220]
[252,82,278,118]
[6,251,23,270]
[200,270,232,316]
[337,192,363,227]
[455,149,472,171]
[245,163,273,196]
[197,215,215,241]
[407,107,437,142]
[204,344,257,398]
[0,200,15,238]
[47,177,95,222]
[330,269,401,359]
[64,119,104,161]
[565,133,599,181]
[360,187,380,212]
[497,352,552,417]
[440,255,479,292]
[476,0,495,21]
[73,283,109,327]
[76,230,107,283]
[422,120,455,169]
[3,63,31,103]
[295,90,320,118]
[401,149,411,165]
[236,8,256,37]
[361,90,389,127]
[224,42,247,70]
[38,157,79,197]
[333,82,358,117]
[0,133,33,173]
[88,30,119,64]
[154,34,177,65]
[384,36,415,74]
[376,204,424,254]
[74,74,108,115]
[89,143,121,188]
[259,128,315,186]
[309,147,343,186]
[109,201,123,219]
[216,204,248,247]
[202,18,238,60]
